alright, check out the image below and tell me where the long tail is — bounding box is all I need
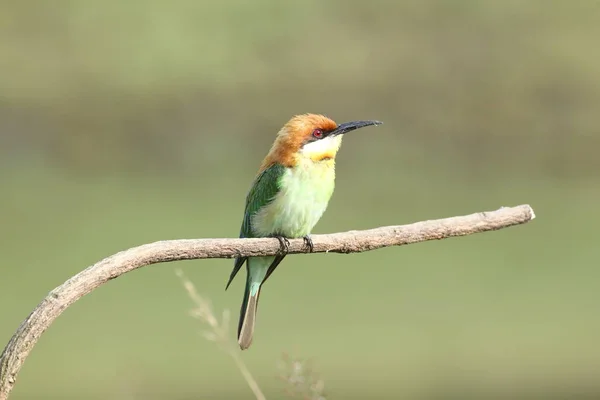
[238,277,262,350]
[237,255,285,350]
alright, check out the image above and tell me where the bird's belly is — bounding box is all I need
[252,163,335,238]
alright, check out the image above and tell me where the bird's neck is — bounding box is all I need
[295,155,336,171]
[298,135,342,164]
[259,134,342,172]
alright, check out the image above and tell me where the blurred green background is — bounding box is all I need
[1,0,599,399]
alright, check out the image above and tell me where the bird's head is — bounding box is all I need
[260,113,382,171]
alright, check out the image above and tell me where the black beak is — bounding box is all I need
[330,120,383,136]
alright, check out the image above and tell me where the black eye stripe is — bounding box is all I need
[311,129,331,140]
[303,128,334,146]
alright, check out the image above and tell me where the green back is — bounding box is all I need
[238,163,285,239]
[225,163,285,289]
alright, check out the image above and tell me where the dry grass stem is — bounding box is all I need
[278,353,327,400]
[175,269,266,400]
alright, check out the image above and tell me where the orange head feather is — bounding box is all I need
[259,114,338,171]
[258,114,383,173]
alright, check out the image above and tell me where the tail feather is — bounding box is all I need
[235,255,285,350]
[238,281,261,350]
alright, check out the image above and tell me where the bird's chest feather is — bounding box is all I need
[252,160,335,238]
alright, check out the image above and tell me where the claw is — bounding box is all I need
[273,235,290,255]
[303,235,314,253]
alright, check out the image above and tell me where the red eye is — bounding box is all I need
[312,129,324,138]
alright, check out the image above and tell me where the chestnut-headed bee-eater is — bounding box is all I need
[226,113,382,350]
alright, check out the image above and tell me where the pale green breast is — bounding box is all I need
[251,159,336,238]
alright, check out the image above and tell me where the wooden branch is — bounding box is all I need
[0,204,535,399]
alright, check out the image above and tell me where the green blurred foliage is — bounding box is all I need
[1,0,599,399]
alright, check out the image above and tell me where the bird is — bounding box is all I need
[225,113,383,350]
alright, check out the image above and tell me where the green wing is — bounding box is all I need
[225,163,285,289]
[239,163,285,240]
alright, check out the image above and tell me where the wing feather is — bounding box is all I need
[225,163,285,289]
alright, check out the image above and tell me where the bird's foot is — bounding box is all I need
[303,235,314,253]
[271,235,291,255]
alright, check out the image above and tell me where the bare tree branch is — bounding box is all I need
[0,204,535,399]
